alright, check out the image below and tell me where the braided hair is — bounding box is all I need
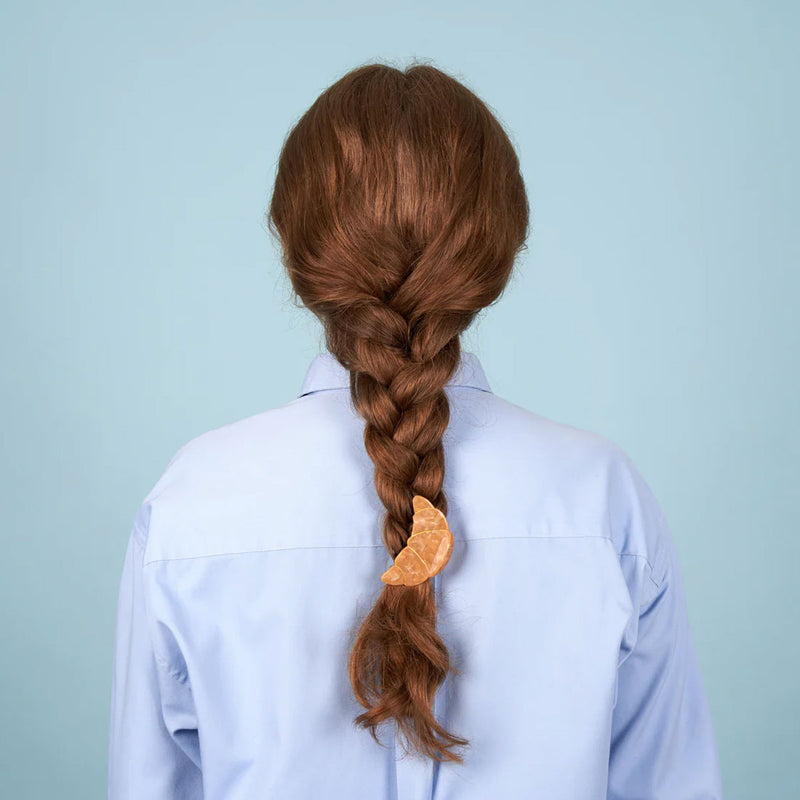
[267,61,529,763]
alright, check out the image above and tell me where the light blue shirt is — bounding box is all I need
[108,350,723,799]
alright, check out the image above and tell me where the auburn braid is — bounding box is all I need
[266,61,530,764]
[328,299,469,761]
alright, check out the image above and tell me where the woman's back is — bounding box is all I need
[108,349,723,799]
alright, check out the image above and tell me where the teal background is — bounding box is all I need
[1,1,797,797]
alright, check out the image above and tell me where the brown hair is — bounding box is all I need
[266,61,529,763]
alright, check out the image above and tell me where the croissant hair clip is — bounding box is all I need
[380,495,454,586]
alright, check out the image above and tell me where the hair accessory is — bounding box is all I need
[380,495,454,586]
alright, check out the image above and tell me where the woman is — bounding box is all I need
[108,62,723,799]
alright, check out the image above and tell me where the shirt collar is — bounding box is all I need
[297,349,492,398]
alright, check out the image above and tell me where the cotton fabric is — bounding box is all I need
[108,349,723,799]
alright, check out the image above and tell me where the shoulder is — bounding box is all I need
[459,392,629,504]
[142,391,360,504]
[141,403,299,505]
[483,393,620,460]
[462,393,670,571]
[492,393,658,490]
[133,394,361,563]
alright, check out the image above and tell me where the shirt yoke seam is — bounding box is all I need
[142,534,653,569]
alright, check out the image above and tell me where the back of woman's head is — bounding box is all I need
[267,61,529,763]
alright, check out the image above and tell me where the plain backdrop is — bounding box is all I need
[1,1,797,798]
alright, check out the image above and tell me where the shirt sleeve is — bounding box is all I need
[607,455,724,799]
[108,507,204,799]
